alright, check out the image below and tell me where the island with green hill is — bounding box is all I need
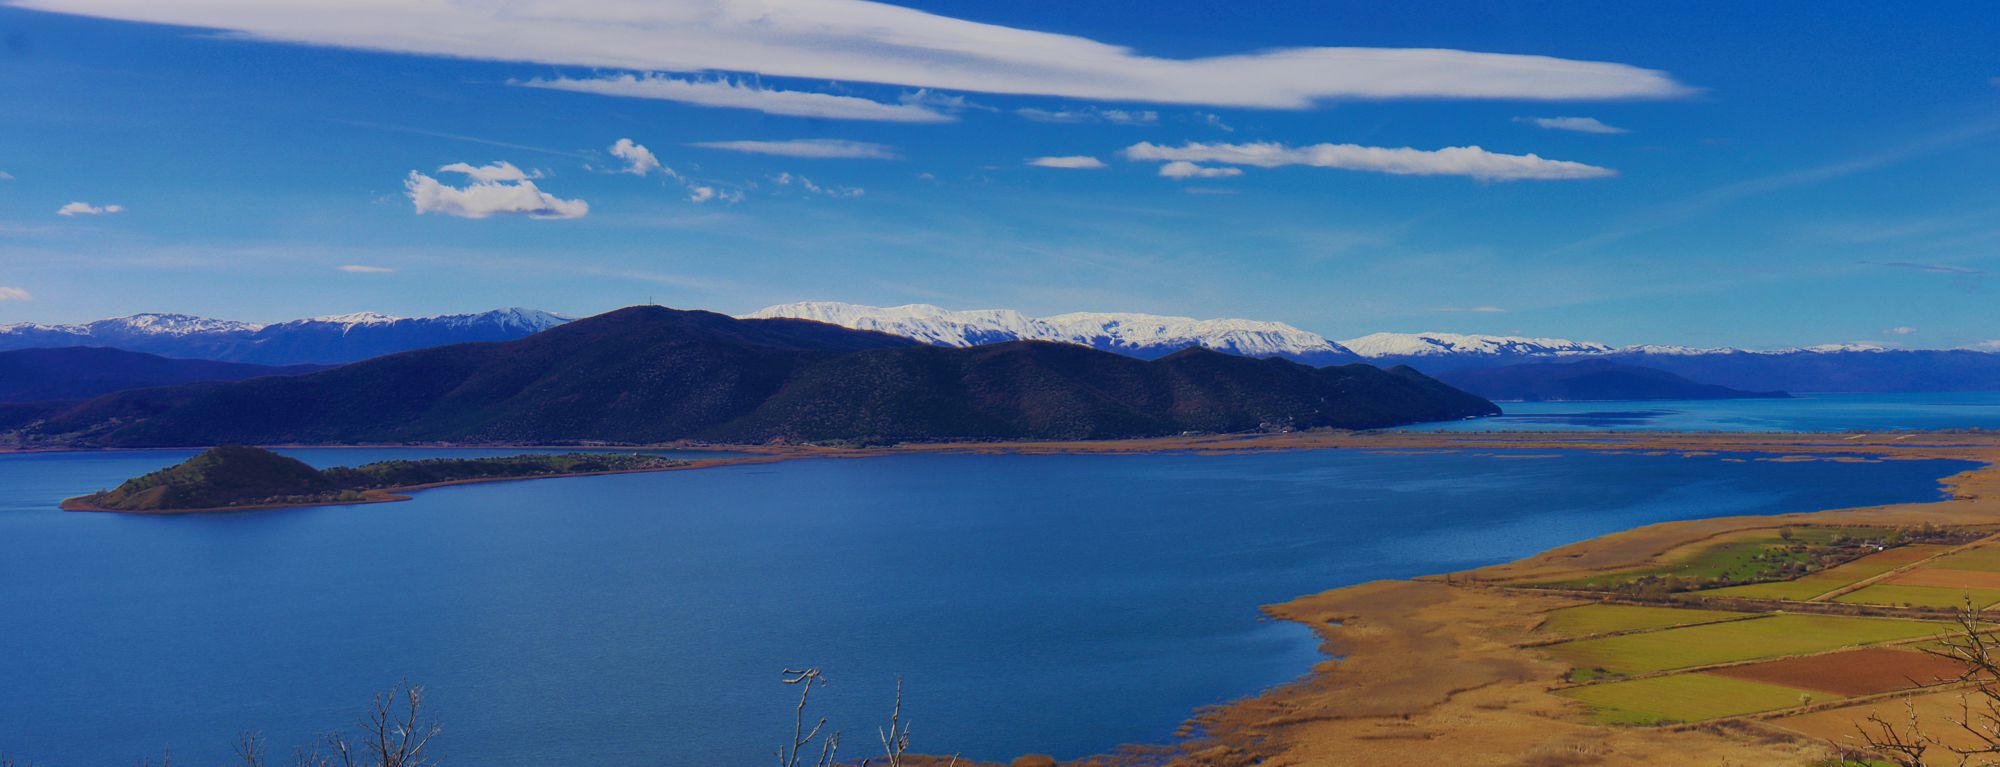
[62,445,690,513]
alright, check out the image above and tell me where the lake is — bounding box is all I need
[1406,392,2000,432]
[0,446,1976,764]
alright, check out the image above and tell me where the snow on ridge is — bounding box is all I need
[1340,332,1614,358]
[747,301,1354,358]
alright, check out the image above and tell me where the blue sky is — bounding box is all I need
[0,1,1996,349]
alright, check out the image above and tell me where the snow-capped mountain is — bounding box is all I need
[1340,332,1615,359]
[747,301,1362,365]
[0,308,570,365]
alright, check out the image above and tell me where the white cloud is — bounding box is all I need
[610,138,667,176]
[0,287,31,301]
[436,161,536,181]
[772,172,864,198]
[1193,112,1234,132]
[1974,340,2000,351]
[1157,160,1243,179]
[1016,106,1158,125]
[1122,141,1615,181]
[1884,326,1917,336]
[0,171,14,180]
[337,265,395,273]
[17,1,1692,108]
[686,186,743,204]
[1028,155,1106,169]
[899,89,991,113]
[404,166,588,219]
[57,201,123,216]
[1517,116,1629,134]
[520,75,951,123]
[692,139,898,160]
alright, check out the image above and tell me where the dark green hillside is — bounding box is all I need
[82,445,337,511]
[9,306,1496,448]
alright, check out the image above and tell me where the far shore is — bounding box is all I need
[46,428,2000,515]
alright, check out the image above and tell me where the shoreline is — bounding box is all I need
[1158,431,2000,767]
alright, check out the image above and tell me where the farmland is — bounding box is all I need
[1544,614,1945,676]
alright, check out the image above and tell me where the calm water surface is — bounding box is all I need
[1408,392,2000,432]
[0,447,1977,764]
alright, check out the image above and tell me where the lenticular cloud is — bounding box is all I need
[17,0,1692,108]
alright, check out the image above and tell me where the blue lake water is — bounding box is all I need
[0,446,1978,764]
[1406,392,2000,432]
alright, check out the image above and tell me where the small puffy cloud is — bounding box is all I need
[1122,141,1615,181]
[1027,155,1106,169]
[337,265,395,273]
[436,161,536,181]
[691,139,898,160]
[1016,106,1158,125]
[405,164,588,219]
[518,75,952,123]
[1516,116,1629,134]
[1973,340,2000,351]
[0,286,31,301]
[771,172,864,198]
[610,138,667,177]
[1884,326,1917,336]
[1193,112,1235,132]
[0,171,14,180]
[1158,160,1243,179]
[57,201,124,216]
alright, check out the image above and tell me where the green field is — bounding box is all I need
[1930,546,2000,572]
[1560,672,1822,724]
[1551,527,1896,590]
[1544,614,1945,675]
[1834,583,2000,609]
[1537,604,1752,638]
[1701,544,1951,601]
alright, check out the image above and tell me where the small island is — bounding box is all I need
[63,445,690,513]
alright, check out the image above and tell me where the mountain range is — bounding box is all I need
[9,301,1999,394]
[748,303,2000,393]
[0,308,568,365]
[1,306,1496,448]
[0,348,319,403]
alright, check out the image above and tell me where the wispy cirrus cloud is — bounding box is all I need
[1016,106,1157,125]
[337,265,395,273]
[692,139,898,160]
[57,201,124,216]
[1122,141,1615,181]
[1027,156,1106,169]
[1871,261,1987,275]
[18,1,1692,108]
[1884,326,1917,336]
[1517,116,1628,134]
[0,286,31,301]
[771,172,863,199]
[518,75,952,123]
[405,162,588,219]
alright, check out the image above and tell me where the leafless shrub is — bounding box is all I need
[1856,603,2000,766]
